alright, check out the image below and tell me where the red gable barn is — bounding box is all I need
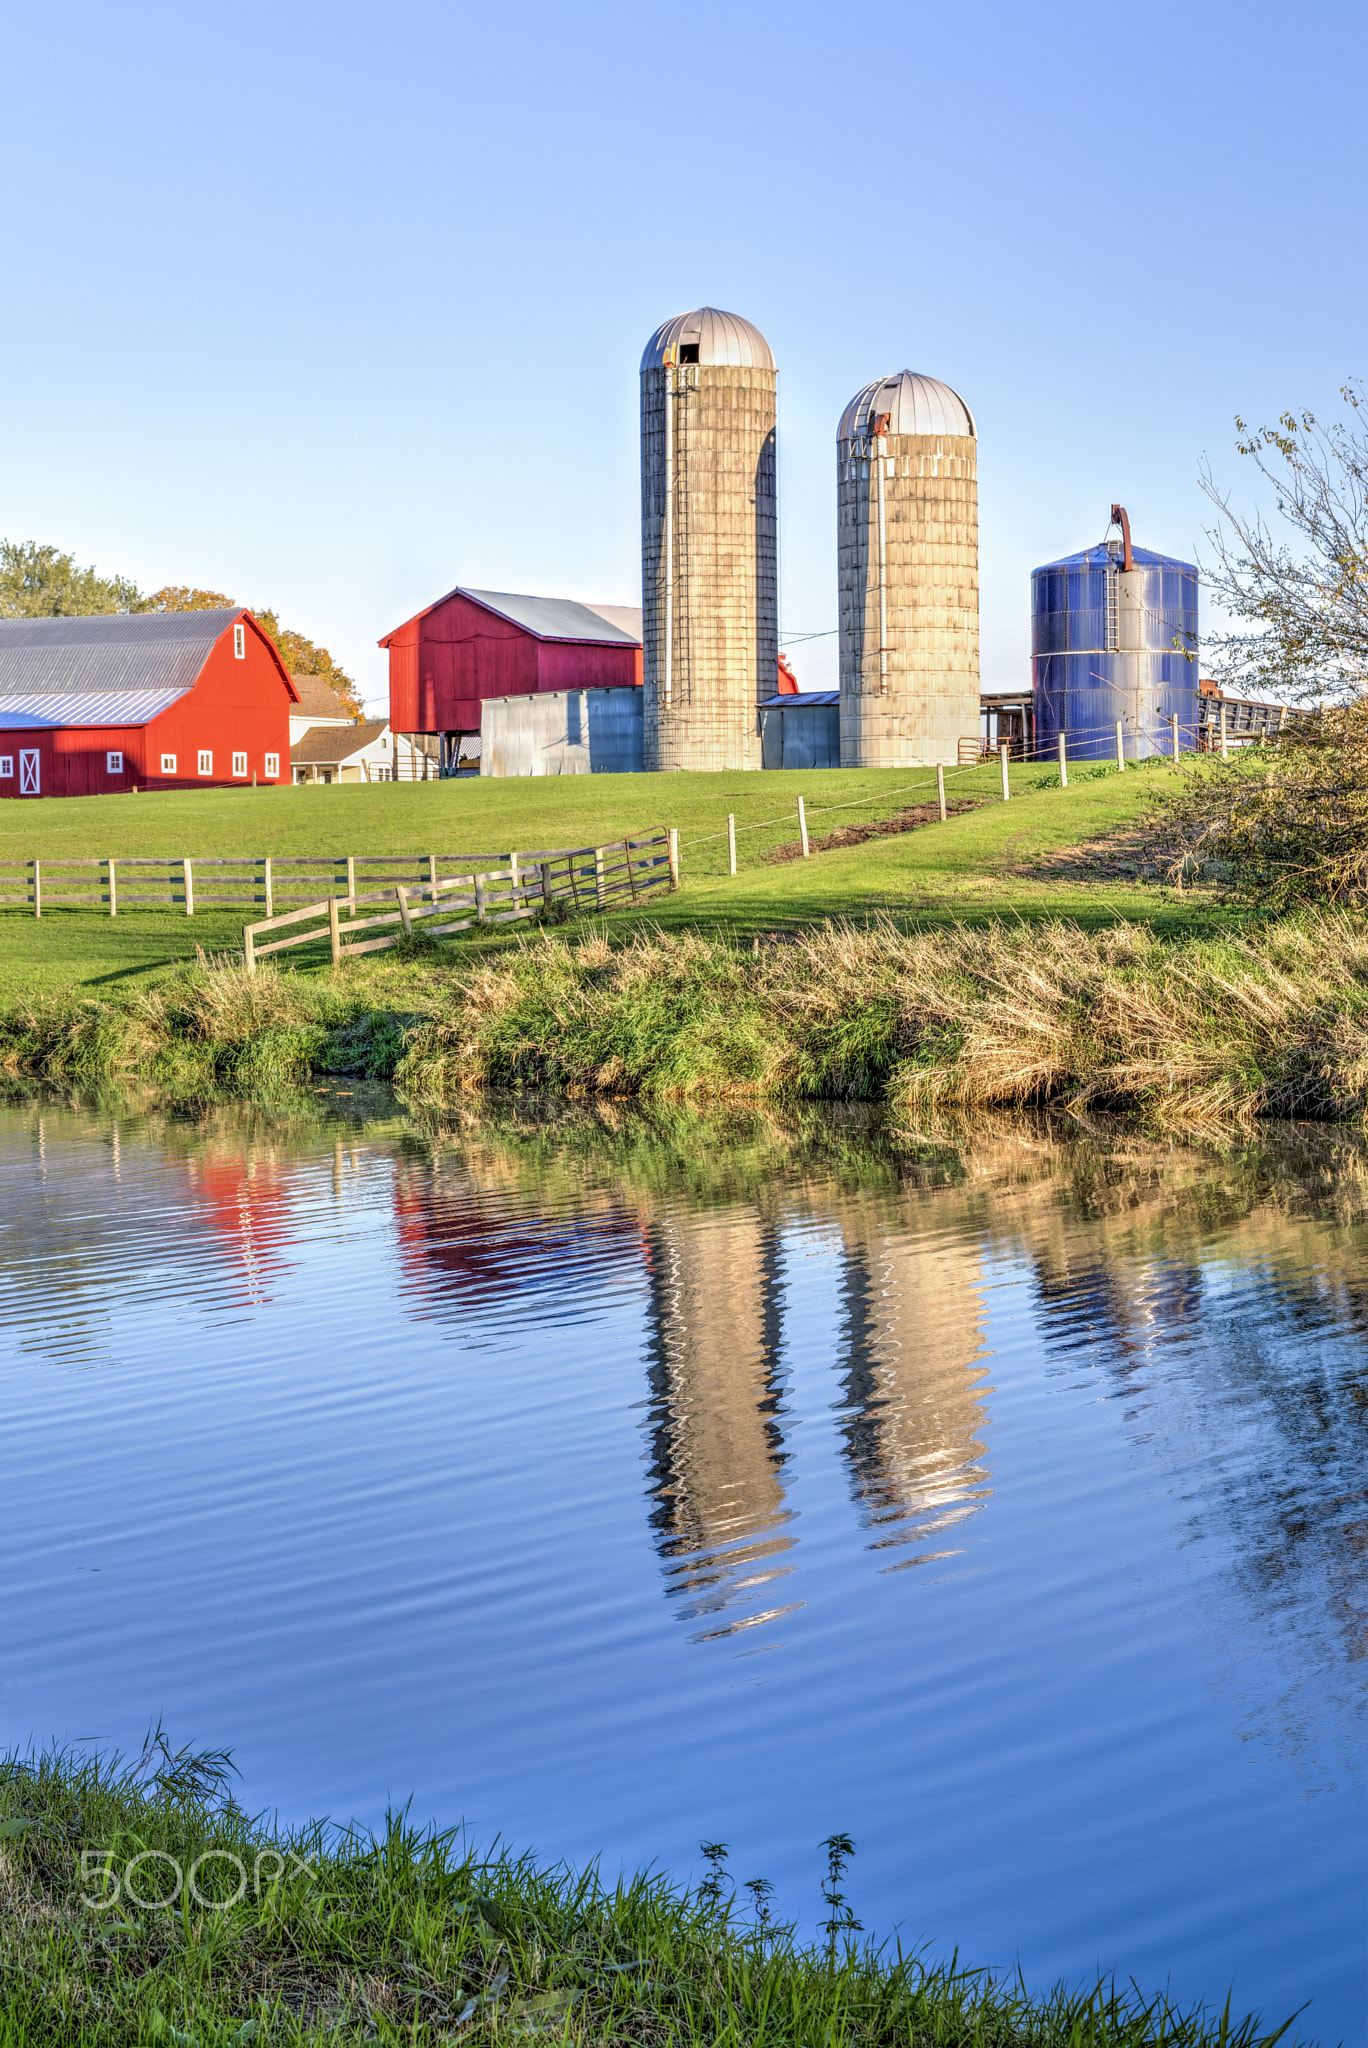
[380,588,642,754]
[0,610,297,798]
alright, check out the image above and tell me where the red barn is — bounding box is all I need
[0,609,296,798]
[379,587,642,767]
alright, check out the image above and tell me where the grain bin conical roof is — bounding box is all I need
[838,371,975,440]
[641,307,775,373]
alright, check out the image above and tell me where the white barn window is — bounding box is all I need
[161,753,177,774]
[0,756,12,778]
[264,752,279,778]
[106,751,123,774]
[232,751,247,776]
[233,623,245,659]
[198,750,212,775]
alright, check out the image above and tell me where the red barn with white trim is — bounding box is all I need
[379,587,642,767]
[0,609,297,798]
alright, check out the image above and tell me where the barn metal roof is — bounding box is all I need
[578,602,643,640]
[460,590,641,643]
[0,609,241,709]
[291,720,389,764]
[838,371,975,441]
[760,691,840,708]
[640,308,776,374]
[0,689,189,729]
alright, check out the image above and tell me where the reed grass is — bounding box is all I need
[0,1741,1300,2048]
[4,913,1368,1126]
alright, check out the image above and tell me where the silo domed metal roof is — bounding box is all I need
[838,370,975,441]
[641,307,775,374]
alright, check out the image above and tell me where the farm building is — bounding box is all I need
[288,675,360,746]
[379,588,642,771]
[291,719,395,784]
[0,610,295,798]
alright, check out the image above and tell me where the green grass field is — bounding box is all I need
[0,758,1227,997]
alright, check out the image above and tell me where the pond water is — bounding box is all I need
[0,1096,1363,2041]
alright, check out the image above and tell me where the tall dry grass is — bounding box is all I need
[6,913,1368,1124]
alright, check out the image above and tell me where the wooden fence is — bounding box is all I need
[243,832,678,972]
[0,852,521,918]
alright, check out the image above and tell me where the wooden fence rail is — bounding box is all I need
[242,833,676,972]
[0,852,512,919]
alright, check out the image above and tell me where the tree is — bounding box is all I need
[252,608,364,720]
[141,585,237,612]
[1200,382,1368,701]
[0,538,141,616]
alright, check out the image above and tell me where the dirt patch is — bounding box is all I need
[1012,828,1166,883]
[765,798,979,864]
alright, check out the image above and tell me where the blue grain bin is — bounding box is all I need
[1032,540,1199,761]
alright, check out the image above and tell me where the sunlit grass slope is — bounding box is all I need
[0,760,1229,995]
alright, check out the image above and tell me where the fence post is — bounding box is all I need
[1171,714,1180,761]
[346,855,355,901]
[797,795,809,857]
[107,857,117,918]
[509,852,520,899]
[594,846,606,909]
[396,882,413,935]
[999,743,1010,801]
[329,894,341,966]
[183,857,194,916]
[474,874,487,924]
[936,764,947,822]
[32,858,40,919]
[244,922,257,976]
[428,853,437,895]
[1220,704,1229,760]
[727,813,737,875]
[667,828,679,890]
[263,855,273,918]
[1058,733,1068,788]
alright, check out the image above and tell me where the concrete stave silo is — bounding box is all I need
[1032,512,1199,760]
[837,371,979,766]
[640,307,777,772]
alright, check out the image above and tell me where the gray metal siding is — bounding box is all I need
[480,689,643,776]
[760,701,840,770]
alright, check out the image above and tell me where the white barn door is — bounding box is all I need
[19,749,40,795]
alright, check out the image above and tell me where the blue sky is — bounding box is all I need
[3,0,1364,709]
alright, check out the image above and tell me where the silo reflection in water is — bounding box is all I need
[836,1197,992,1563]
[643,1207,796,1639]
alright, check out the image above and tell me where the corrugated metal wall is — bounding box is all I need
[1032,546,1199,760]
[480,689,643,777]
[759,701,840,769]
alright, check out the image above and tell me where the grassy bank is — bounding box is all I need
[0,1744,1296,2048]
[2,912,1366,1127]
[0,759,1234,996]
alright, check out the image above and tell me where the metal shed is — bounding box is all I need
[759,692,840,770]
[480,687,644,776]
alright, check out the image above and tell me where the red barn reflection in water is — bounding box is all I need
[390,1154,648,1324]
[179,1148,303,1306]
